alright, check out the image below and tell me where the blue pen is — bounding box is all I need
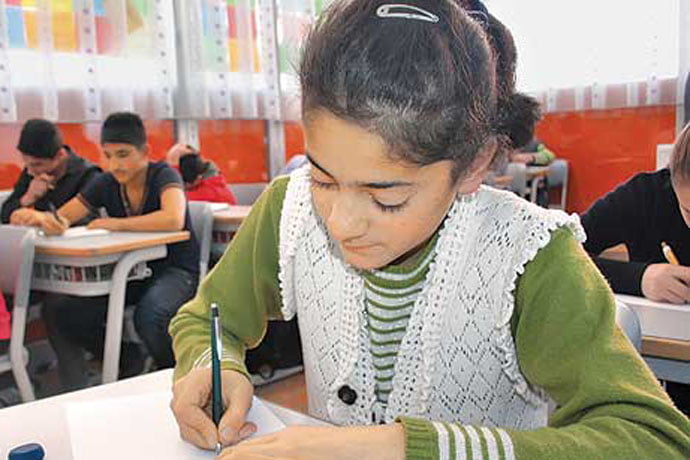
[210,302,224,454]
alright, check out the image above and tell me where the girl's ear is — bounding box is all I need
[456,138,497,195]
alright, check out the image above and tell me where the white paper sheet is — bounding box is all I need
[63,391,286,459]
[41,226,110,239]
[208,203,231,212]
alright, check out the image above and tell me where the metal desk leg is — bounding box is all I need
[102,246,167,384]
[529,176,542,203]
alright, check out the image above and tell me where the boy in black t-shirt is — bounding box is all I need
[30,112,200,390]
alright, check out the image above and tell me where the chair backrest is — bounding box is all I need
[505,162,527,196]
[187,202,214,279]
[615,300,642,351]
[0,190,11,210]
[547,159,568,187]
[0,226,36,308]
[546,159,569,210]
[229,183,267,206]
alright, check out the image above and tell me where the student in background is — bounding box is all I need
[23,112,200,390]
[166,143,237,204]
[582,122,690,416]
[509,137,556,166]
[3,119,101,224]
[168,2,690,459]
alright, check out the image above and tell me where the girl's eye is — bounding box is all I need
[373,198,408,213]
[310,177,337,190]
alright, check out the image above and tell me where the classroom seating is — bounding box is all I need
[0,190,11,210]
[187,201,214,279]
[506,162,528,198]
[547,159,569,210]
[229,183,267,206]
[0,226,37,401]
[615,300,642,352]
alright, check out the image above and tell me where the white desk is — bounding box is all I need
[0,369,326,459]
[616,294,690,384]
[33,231,190,384]
[212,205,251,257]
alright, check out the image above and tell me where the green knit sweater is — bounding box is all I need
[170,176,690,460]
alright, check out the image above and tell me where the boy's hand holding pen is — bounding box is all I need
[41,202,69,236]
[640,242,690,304]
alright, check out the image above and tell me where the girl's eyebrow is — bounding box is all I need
[306,152,415,189]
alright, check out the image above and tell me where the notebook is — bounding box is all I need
[64,391,286,460]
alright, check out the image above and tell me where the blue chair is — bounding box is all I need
[615,300,642,352]
[0,225,37,401]
[187,201,214,279]
[547,159,569,210]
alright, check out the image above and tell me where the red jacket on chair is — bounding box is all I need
[186,174,237,204]
[0,294,9,340]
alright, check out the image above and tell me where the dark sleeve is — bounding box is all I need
[153,165,183,195]
[581,177,649,296]
[1,170,31,224]
[77,173,109,211]
[77,166,102,194]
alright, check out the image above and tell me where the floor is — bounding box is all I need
[0,338,310,415]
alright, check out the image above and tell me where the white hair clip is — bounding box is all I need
[376,4,439,23]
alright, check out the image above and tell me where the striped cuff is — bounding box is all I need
[192,346,249,378]
[397,417,515,460]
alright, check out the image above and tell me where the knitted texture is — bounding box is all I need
[278,165,585,428]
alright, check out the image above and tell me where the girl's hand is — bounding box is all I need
[87,217,124,231]
[218,424,405,460]
[171,368,256,450]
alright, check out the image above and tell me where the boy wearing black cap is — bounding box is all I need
[30,112,200,389]
[2,119,101,224]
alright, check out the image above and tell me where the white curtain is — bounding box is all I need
[0,0,176,123]
[484,0,681,112]
[174,0,329,121]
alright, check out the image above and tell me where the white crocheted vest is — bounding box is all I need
[278,166,585,428]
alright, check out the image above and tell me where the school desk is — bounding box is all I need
[616,293,690,384]
[0,369,326,459]
[32,230,189,384]
[212,205,252,257]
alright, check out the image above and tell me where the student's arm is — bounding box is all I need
[397,229,690,459]
[89,186,187,232]
[531,143,556,165]
[581,177,649,296]
[169,177,287,449]
[170,176,288,380]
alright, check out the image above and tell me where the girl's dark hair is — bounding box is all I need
[299,0,540,181]
[670,122,690,184]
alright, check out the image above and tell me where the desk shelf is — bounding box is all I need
[32,261,152,296]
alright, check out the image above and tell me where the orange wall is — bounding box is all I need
[285,121,305,161]
[0,109,677,208]
[536,106,676,214]
[198,120,268,183]
[0,120,270,189]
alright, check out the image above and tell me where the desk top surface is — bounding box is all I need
[35,231,190,257]
[616,294,690,360]
[213,205,252,225]
[525,166,549,177]
[0,369,324,459]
